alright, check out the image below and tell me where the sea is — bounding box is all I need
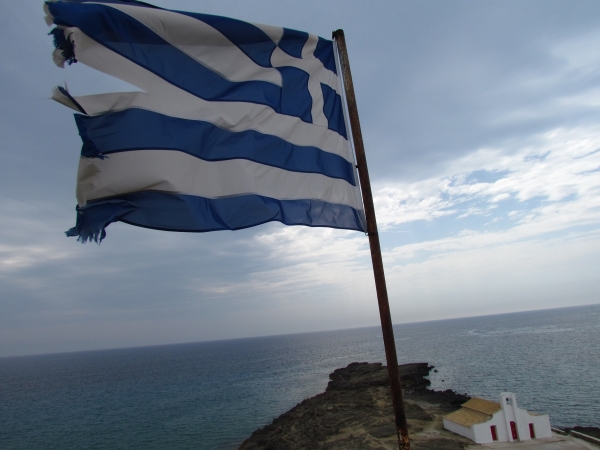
[0,304,598,449]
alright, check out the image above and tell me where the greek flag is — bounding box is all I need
[45,0,366,242]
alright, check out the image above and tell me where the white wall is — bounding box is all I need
[500,392,519,441]
[472,411,509,443]
[443,418,476,442]
[528,413,552,439]
[500,392,552,441]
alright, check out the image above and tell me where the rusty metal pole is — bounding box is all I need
[333,29,410,450]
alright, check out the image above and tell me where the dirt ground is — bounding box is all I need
[467,434,599,449]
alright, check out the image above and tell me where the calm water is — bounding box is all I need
[0,304,598,449]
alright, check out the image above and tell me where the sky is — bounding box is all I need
[1,0,599,357]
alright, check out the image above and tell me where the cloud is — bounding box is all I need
[374,125,600,231]
[371,124,600,320]
[356,1,600,180]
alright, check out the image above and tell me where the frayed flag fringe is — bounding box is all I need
[65,200,139,244]
[49,27,77,67]
[65,226,106,244]
[51,85,88,115]
[65,205,108,244]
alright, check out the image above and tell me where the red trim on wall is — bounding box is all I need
[529,423,536,439]
[491,425,498,441]
[510,421,519,440]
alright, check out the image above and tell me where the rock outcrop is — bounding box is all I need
[239,362,473,450]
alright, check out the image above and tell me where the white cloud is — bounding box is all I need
[374,125,600,230]
[190,226,371,300]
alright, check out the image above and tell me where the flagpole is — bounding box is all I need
[333,29,411,450]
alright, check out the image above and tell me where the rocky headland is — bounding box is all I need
[239,362,474,450]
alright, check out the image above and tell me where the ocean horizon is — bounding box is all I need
[1,304,598,449]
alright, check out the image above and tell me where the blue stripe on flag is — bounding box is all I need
[75,109,356,184]
[278,67,313,123]
[315,38,337,74]
[278,28,309,58]
[67,191,366,242]
[48,2,316,121]
[321,84,348,139]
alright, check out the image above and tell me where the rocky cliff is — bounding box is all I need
[239,362,474,450]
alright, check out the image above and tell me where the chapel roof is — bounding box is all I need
[443,397,502,428]
[444,408,491,428]
[461,397,502,415]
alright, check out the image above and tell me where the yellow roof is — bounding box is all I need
[443,397,502,428]
[462,397,502,415]
[444,408,492,428]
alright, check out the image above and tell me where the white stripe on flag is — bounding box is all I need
[76,150,363,209]
[301,34,319,59]
[62,88,352,162]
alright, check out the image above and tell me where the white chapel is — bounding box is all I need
[443,392,552,444]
